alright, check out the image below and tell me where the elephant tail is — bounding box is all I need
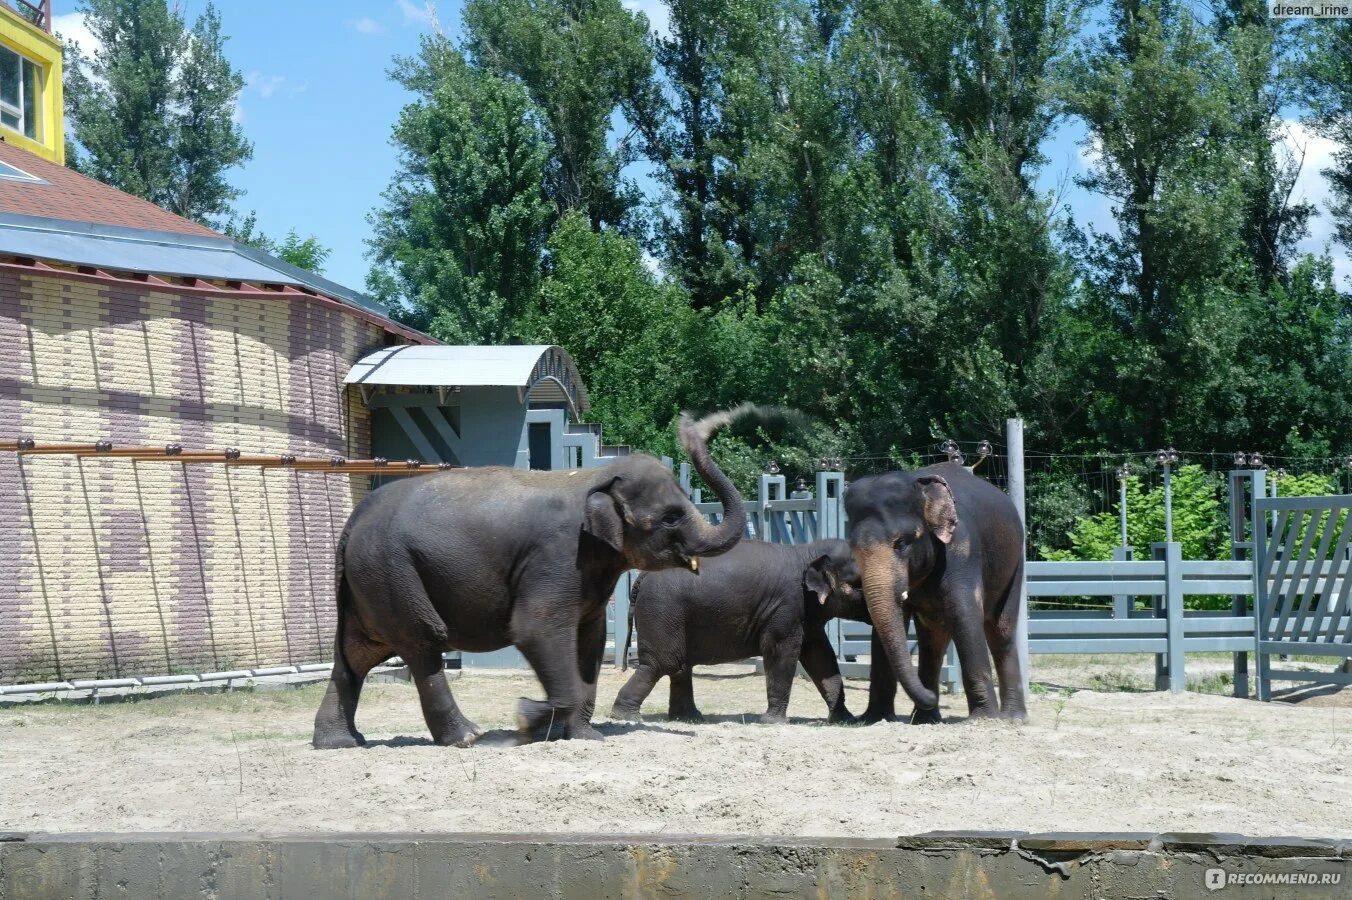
[329,525,359,683]
[993,555,1024,642]
[622,573,645,671]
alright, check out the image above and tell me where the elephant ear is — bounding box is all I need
[583,479,626,554]
[916,474,958,545]
[803,554,835,605]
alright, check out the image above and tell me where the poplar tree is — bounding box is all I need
[61,0,251,228]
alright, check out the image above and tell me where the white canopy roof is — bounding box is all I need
[344,344,589,413]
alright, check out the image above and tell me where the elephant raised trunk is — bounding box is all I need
[677,405,752,557]
[856,542,939,710]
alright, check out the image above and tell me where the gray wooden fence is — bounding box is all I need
[1253,493,1352,698]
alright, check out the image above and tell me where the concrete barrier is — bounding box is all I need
[1,831,1348,899]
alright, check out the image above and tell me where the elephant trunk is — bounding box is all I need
[678,405,750,557]
[857,542,938,710]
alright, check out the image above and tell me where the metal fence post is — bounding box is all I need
[1005,418,1030,702]
[816,470,845,540]
[1149,540,1186,692]
[1228,468,1266,698]
[1253,487,1272,702]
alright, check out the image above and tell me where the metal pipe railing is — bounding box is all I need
[1,440,457,475]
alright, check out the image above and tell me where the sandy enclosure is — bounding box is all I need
[3,659,1349,838]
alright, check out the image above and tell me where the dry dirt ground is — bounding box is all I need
[3,657,1350,838]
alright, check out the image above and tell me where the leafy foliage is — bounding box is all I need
[62,0,251,228]
[225,212,332,274]
[368,39,553,344]
[364,0,1352,530]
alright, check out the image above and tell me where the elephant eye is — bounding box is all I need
[660,510,684,528]
[893,535,910,551]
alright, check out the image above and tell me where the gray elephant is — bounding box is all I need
[609,538,866,724]
[311,406,759,749]
[845,463,1027,723]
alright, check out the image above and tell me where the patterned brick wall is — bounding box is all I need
[0,267,399,683]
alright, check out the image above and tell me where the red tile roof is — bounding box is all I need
[0,138,220,237]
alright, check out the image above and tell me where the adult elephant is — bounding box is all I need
[846,463,1026,723]
[311,406,757,749]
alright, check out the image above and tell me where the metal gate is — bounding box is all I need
[1253,494,1352,699]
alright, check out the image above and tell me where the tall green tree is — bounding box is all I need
[367,38,553,343]
[464,0,652,230]
[62,0,251,227]
[1301,20,1352,249]
[1059,0,1251,448]
[1218,0,1312,289]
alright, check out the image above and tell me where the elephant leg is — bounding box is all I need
[312,615,391,749]
[860,630,898,724]
[760,632,801,724]
[611,662,663,721]
[800,627,853,723]
[668,668,703,722]
[575,609,607,725]
[948,588,999,719]
[407,648,482,748]
[514,606,600,743]
[986,612,1027,722]
[910,622,950,725]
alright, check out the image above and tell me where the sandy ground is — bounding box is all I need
[3,658,1350,838]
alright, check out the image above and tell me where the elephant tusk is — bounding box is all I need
[901,590,909,601]
[689,557,700,573]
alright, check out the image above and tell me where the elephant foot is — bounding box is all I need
[312,728,365,750]
[434,719,484,748]
[758,711,788,725]
[909,706,943,725]
[609,703,643,722]
[965,704,999,720]
[569,722,605,741]
[668,708,704,723]
[516,699,601,743]
[828,710,859,725]
[1000,706,1028,723]
[859,707,897,725]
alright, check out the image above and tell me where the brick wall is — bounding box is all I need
[0,267,396,683]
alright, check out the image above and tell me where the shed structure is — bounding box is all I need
[345,344,626,472]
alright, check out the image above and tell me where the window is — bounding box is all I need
[0,44,40,140]
[0,159,41,182]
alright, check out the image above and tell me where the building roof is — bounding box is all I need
[0,139,218,236]
[345,345,590,414]
[0,140,432,343]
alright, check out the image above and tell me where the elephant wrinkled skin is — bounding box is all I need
[610,538,866,724]
[311,406,757,748]
[846,463,1027,724]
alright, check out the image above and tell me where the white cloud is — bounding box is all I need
[350,17,386,35]
[623,0,671,38]
[397,0,436,27]
[245,71,306,100]
[51,11,101,57]
[1282,120,1352,288]
[1077,133,1103,173]
[246,71,286,99]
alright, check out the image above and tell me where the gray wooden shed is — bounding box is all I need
[344,344,627,470]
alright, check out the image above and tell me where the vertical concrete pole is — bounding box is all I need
[1163,463,1174,544]
[1164,540,1185,692]
[613,571,631,668]
[1006,418,1030,702]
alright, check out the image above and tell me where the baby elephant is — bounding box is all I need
[610,539,866,724]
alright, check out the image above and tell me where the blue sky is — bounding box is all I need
[51,0,1349,293]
